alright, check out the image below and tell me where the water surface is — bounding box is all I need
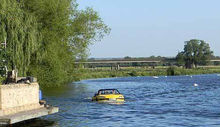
[13,74,220,127]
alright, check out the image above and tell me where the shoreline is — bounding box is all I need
[78,73,220,82]
[76,66,220,81]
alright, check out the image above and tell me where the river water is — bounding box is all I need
[13,74,220,127]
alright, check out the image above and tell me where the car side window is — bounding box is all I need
[115,90,119,94]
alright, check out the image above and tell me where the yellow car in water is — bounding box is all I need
[92,89,124,102]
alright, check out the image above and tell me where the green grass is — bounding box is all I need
[75,66,220,80]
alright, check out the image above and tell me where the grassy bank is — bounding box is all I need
[1,66,220,84]
[76,66,220,80]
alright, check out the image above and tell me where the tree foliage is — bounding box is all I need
[176,39,213,69]
[0,0,110,87]
[0,0,41,76]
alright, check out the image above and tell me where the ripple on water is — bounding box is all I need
[32,74,220,127]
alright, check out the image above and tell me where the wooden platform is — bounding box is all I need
[0,106,58,125]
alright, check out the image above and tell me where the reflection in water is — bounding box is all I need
[1,119,57,127]
[96,101,125,105]
[4,74,220,127]
[42,83,89,97]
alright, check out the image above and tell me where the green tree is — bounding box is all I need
[0,0,41,76]
[0,0,110,87]
[24,0,110,86]
[68,7,110,59]
[124,56,132,59]
[176,51,185,66]
[23,0,75,86]
[177,39,213,69]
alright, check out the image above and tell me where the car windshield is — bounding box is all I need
[98,89,120,95]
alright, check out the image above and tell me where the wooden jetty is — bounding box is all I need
[0,105,58,125]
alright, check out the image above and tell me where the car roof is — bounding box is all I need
[98,89,118,91]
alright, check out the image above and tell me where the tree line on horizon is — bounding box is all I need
[86,39,216,69]
[0,0,110,87]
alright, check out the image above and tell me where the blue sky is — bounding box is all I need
[78,0,220,58]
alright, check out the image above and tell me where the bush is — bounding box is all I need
[128,71,138,76]
[167,66,176,76]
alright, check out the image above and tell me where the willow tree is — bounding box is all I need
[0,0,110,86]
[0,0,41,76]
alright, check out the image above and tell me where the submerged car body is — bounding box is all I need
[92,89,124,102]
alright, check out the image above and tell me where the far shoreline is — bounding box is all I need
[78,73,219,82]
[76,66,220,81]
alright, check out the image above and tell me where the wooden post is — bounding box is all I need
[117,64,120,70]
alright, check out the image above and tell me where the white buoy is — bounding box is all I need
[153,76,159,79]
[194,83,198,87]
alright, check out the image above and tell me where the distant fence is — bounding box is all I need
[75,60,161,68]
[75,60,161,64]
[75,59,220,68]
